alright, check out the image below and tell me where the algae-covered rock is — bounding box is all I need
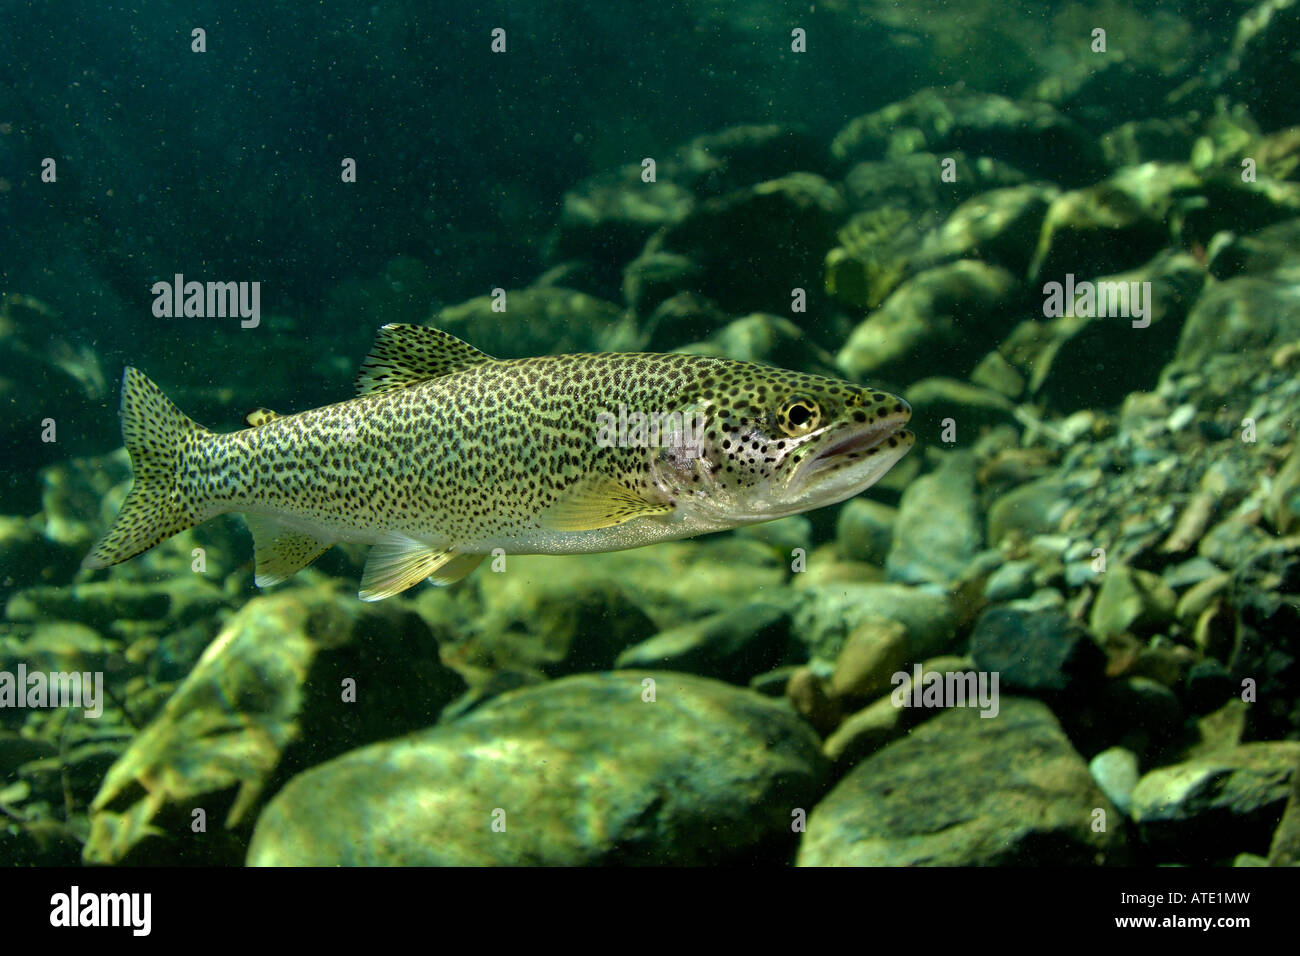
[836,260,1019,383]
[1028,166,1187,284]
[1089,565,1178,638]
[886,450,982,588]
[0,516,80,594]
[473,560,658,679]
[247,672,827,866]
[831,88,1106,186]
[1171,269,1300,371]
[84,586,463,864]
[911,183,1058,276]
[1131,742,1300,861]
[798,698,1127,865]
[545,167,694,271]
[1029,251,1206,412]
[692,313,838,375]
[1223,0,1300,132]
[969,605,1105,696]
[0,295,109,502]
[668,124,830,197]
[901,378,1017,443]
[433,286,637,358]
[835,498,897,566]
[616,601,798,685]
[655,173,845,315]
[793,583,958,663]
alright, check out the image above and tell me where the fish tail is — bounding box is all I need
[82,367,211,570]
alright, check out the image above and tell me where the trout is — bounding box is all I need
[84,324,914,600]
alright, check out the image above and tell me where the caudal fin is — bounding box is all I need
[82,368,210,570]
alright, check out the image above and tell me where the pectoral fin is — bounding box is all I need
[541,475,672,532]
[243,514,332,586]
[359,534,483,601]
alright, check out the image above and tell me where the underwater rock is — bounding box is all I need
[828,617,910,702]
[1223,0,1300,132]
[1171,270,1300,371]
[785,666,841,736]
[0,516,80,595]
[1198,518,1275,571]
[6,577,228,636]
[544,167,694,281]
[822,695,903,766]
[793,583,958,664]
[986,476,1074,546]
[667,124,830,198]
[1089,565,1178,639]
[1027,252,1205,413]
[1033,54,1199,135]
[468,544,787,656]
[6,572,231,639]
[640,293,731,355]
[798,697,1127,865]
[615,601,797,686]
[969,605,1104,697]
[1130,741,1300,862]
[247,672,827,866]
[835,498,897,566]
[0,620,118,677]
[654,173,845,316]
[37,450,130,551]
[1087,677,1185,758]
[1208,218,1300,280]
[1267,749,1300,865]
[1089,747,1141,817]
[841,152,1027,224]
[1028,166,1187,284]
[682,313,838,376]
[886,450,982,588]
[910,183,1059,277]
[471,558,657,680]
[1227,585,1300,741]
[1184,658,1235,716]
[0,295,109,504]
[821,654,971,767]
[983,559,1037,602]
[831,88,1106,186]
[902,378,1018,439]
[824,206,929,310]
[836,260,1019,383]
[84,586,462,865]
[433,286,637,358]
[622,250,703,318]
[1100,118,1199,168]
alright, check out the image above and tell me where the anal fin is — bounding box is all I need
[243,514,333,586]
[359,534,482,601]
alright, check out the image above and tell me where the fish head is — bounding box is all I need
[649,362,914,526]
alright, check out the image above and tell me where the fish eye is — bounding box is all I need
[778,397,821,436]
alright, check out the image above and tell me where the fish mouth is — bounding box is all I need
[804,412,912,476]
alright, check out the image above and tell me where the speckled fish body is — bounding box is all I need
[84,324,913,600]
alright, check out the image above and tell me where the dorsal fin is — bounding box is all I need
[243,407,282,428]
[354,324,495,395]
